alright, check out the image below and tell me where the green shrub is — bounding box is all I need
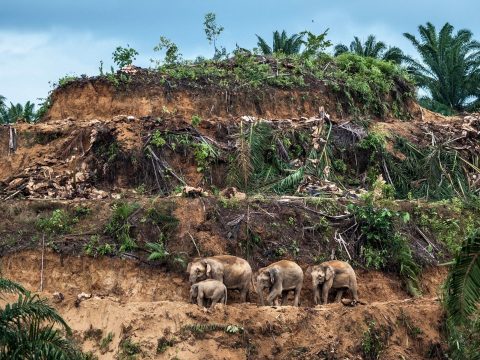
[351,201,420,294]
[36,209,77,235]
[105,202,139,252]
[112,45,138,68]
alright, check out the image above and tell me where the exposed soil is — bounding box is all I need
[1,251,447,359]
[1,77,471,359]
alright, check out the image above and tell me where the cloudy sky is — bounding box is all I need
[1,0,478,105]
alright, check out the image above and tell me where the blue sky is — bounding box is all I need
[1,0,478,105]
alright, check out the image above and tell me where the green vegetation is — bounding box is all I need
[203,12,225,59]
[99,332,114,353]
[118,337,141,360]
[444,229,480,360]
[256,30,305,55]
[361,321,388,360]
[112,45,139,69]
[334,35,404,64]
[351,198,420,295]
[105,202,139,252]
[36,209,78,235]
[404,22,480,114]
[0,277,87,359]
[0,100,37,124]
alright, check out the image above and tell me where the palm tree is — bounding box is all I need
[0,277,86,359]
[0,101,36,124]
[404,22,480,112]
[256,30,305,55]
[334,35,404,64]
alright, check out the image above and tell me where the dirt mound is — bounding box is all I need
[45,80,336,122]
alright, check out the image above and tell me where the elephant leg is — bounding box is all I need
[293,284,302,307]
[334,289,344,303]
[210,297,219,309]
[240,286,248,303]
[313,287,321,305]
[197,294,204,308]
[281,291,289,305]
[321,284,330,305]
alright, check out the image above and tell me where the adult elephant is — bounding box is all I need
[254,260,304,306]
[187,255,252,302]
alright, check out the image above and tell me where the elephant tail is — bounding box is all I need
[224,287,228,305]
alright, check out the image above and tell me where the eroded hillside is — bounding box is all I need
[1,59,479,359]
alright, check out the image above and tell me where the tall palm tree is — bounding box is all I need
[0,101,36,124]
[334,35,404,64]
[256,30,305,55]
[0,277,86,359]
[404,22,480,112]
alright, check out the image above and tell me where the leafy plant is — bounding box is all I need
[352,201,420,295]
[152,36,182,66]
[146,240,169,261]
[105,202,139,252]
[300,30,332,57]
[150,130,166,147]
[203,12,225,59]
[112,45,139,69]
[0,277,86,359]
[191,114,202,127]
[361,321,386,360]
[37,209,77,235]
[99,332,114,353]
[118,337,141,359]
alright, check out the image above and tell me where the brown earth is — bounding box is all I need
[1,251,447,359]
[1,79,471,359]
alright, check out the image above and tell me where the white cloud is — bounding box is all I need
[0,29,121,105]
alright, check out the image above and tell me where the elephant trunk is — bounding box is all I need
[256,281,265,306]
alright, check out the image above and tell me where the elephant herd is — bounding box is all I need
[186,255,359,309]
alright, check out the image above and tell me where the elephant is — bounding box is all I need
[255,260,304,306]
[189,279,227,309]
[186,255,252,302]
[311,260,359,305]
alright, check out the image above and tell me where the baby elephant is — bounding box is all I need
[311,260,359,305]
[255,260,304,306]
[190,279,227,309]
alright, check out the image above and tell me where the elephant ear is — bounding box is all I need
[269,268,279,284]
[205,262,212,277]
[305,266,312,277]
[325,266,334,281]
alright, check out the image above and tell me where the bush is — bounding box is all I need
[351,201,420,295]
[105,202,139,252]
[36,209,77,235]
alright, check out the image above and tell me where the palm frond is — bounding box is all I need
[0,278,28,296]
[256,35,272,55]
[0,294,70,333]
[445,229,480,326]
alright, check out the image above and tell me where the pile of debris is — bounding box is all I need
[1,165,108,200]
